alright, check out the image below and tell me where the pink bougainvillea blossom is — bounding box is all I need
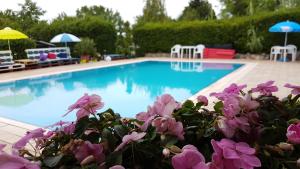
[152,117,184,140]
[211,139,261,169]
[62,122,76,135]
[239,95,259,112]
[287,122,300,144]
[217,116,250,138]
[172,145,209,169]
[223,83,247,95]
[223,96,241,118]
[72,141,105,163]
[115,132,146,151]
[251,81,278,96]
[0,153,40,169]
[210,83,247,100]
[197,95,208,106]
[136,94,180,131]
[63,94,104,120]
[284,83,300,95]
[13,128,46,150]
[0,144,6,152]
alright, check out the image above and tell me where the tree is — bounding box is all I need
[76,5,132,55]
[136,0,171,24]
[179,0,216,21]
[0,9,18,21]
[220,0,300,18]
[76,5,123,27]
[18,0,45,30]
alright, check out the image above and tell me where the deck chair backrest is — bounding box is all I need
[25,47,71,60]
[0,50,13,64]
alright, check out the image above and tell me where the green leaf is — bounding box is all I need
[43,154,63,168]
[102,128,118,150]
[204,127,217,137]
[74,116,90,137]
[182,100,195,109]
[105,151,123,168]
[213,101,223,114]
[114,125,129,138]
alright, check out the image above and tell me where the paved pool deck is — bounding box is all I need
[0,57,299,151]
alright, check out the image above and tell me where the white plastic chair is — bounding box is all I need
[286,44,297,62]
[270,46,282,61]
[193,44,205,59]
[170,45,181,58]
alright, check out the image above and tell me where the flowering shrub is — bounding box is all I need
[1,81,300,169]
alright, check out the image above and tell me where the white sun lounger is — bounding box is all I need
[0,50,25,72]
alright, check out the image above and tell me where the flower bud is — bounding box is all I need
[160,134,166,141]
[162,148,170,157]
[278,142,294,151]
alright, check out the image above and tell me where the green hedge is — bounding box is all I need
[29,17,117,55]
[133,8,300,55]
[0,16,116,59]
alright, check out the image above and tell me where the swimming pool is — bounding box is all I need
[0,61,242,126]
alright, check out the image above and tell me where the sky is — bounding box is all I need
[0,0,222,23]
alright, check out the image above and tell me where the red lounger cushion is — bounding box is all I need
[48,53,57,59]
[203,48,236,59]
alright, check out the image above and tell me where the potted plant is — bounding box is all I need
[74,38,97,63]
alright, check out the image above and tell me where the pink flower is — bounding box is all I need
[223,96,241,117]
[0,153,40,169]
[62,122,76,135]
[136,107,156,131]
[0,144,6,152]
[239,95,259,112]
[211,139,261,169]
[72,141,105,163]
[197,95,208,106]
[287,123,300,144]
[46,121,69,128]
[224,83,247,95]
[63,94,104,120]
[210,83,246,100]
[217,116,250,138]
[284,83,300,95]
[172,145,209,169]
[115,132,146,151]
[109,165,125,169]
[13,128,46,150]
[152,117,184,140]
[251,81,278,96]
[136,94,180,131]
[152,94,180,117]
[217,117,236,138]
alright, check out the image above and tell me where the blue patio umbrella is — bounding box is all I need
[50,33,81,47]
[269,20,300,46]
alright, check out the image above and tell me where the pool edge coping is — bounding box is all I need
[0,58,255,131]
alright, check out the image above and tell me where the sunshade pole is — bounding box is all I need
[65,42,67,47]
[8,40,11,51]
[284,32,288,46]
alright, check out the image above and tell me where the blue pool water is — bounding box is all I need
[0,61,242,126]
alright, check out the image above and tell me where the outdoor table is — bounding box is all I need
[180,46,195,59]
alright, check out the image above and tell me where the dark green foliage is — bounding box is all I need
[133,8,300,55]
[179,0,216,21]
[136,0,171,25]
[74,38,97,57]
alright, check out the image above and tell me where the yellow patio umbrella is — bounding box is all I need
[0,27,29,50]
